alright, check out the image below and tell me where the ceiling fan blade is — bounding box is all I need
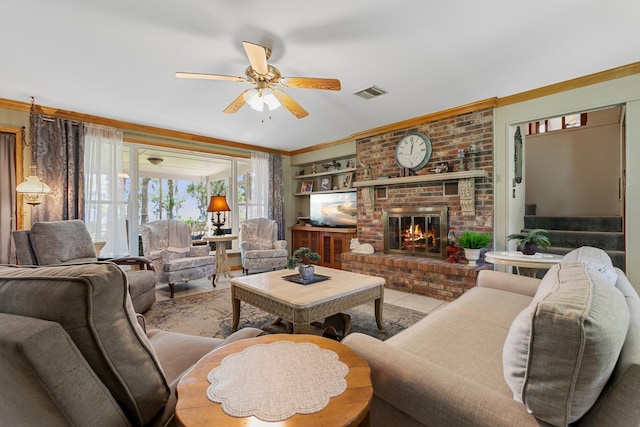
[242,41,269,76]
[272,89,309,119]
[176,72,245,82]
[280,77,341,91]
[223,90,250,114]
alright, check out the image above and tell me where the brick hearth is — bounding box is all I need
[342,252,490,302]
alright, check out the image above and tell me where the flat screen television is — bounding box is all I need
[310,192,357,227]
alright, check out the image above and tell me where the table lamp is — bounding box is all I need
[207,195,231,235]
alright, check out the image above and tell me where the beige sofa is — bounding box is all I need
[343,247,640,427]
[0,262,262,426]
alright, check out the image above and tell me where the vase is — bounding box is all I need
[298,264,315,281]
[464,248,482,266]
[521,242,538,255]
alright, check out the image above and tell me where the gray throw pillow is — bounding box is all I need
[503,261,629,426]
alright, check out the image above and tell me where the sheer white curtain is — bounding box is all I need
[249,151,269,219]
[83,124,128,257]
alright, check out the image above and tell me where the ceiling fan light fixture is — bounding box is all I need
[262,89,280,111]
[243,88,281,112]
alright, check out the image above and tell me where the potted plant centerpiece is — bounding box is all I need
[506,229,551,255]
[287,247,321,281]
[456,230,492,266]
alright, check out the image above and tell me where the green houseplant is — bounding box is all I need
[287,247,321,281]
[506,229,551,255]
[456,230,492,266]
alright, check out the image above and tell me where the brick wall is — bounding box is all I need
[342,252,490,301]
[343,108,495,301]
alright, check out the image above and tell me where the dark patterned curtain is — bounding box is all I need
[0,132,17,263]
[32,115,84,223]
[268,153,285,240]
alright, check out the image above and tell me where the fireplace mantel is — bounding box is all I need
[352,170,488,187]
[354,170,488,216]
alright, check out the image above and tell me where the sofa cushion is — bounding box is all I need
[503,262,629,426]
[0,313,131,427]
[0,263,170,426]
[243,248,288,259]
[563,246,617,285]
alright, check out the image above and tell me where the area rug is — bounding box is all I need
[144,288,427,341]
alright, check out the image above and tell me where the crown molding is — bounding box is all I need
[497,62,640,107]
[350,98,499,141]
[0,98,288,156]
[2,61,638,157]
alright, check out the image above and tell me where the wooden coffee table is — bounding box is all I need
[231,266,385,334]
[176,334,373,426]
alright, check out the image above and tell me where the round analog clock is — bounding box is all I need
[395,132,432,171]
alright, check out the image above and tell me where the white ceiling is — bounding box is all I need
[2,1,639,152]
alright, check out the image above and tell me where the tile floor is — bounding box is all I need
[155,270,448,315]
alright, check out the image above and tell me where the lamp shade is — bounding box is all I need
[207,195,230,212]
[16,166,51,205]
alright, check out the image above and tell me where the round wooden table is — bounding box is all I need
[484,250,563,277]
[176,334,373,426]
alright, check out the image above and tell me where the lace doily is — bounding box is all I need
[206,341,348,421]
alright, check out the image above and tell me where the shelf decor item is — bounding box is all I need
[456,229,491,266]
[320,177,331,190]
[343,173,354,189]
[301,181,313,193]
[506,229,551,255]
[287,247,321,281]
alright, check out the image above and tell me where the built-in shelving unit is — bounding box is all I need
[292,165,356,196]
[290,155,356,222]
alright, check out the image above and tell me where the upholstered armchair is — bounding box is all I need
[239,217,288,274]
[11,220,156,313]
[0,262,263,426]
[140,219,215,298]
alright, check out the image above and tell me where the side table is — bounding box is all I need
[484,251,563,277]
[202,235,237,285]
[176,334,372,426]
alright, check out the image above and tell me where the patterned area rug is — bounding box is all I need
[144,288,427,341]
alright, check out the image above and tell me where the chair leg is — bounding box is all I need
[169,283,175,298]
[211,274,216,287]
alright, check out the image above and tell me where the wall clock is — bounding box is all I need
[395,132,432,172]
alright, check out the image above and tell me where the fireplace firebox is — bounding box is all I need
[383,207,448,259]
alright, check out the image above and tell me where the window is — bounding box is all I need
[527,113,587,135]
[123,144,248,253]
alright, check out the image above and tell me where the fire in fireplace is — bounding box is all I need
[383,207,448,258]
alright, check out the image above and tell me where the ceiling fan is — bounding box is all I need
[176,41,341,119]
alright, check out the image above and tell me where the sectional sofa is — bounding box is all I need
[343,247,640,426]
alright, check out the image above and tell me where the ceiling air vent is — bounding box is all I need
[354,85,387,100]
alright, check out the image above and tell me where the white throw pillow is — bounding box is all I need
[563,246,618,285]
[503,262,629,426]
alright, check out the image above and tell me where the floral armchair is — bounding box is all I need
[139,220,215,298]
[239,218,288,275]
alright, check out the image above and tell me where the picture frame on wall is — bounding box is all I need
[301,181,313,193]
[320,177,331,191]
[343,173,354,189]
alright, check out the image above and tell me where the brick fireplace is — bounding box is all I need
[341,107,494,301]
[383,207,448,259]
